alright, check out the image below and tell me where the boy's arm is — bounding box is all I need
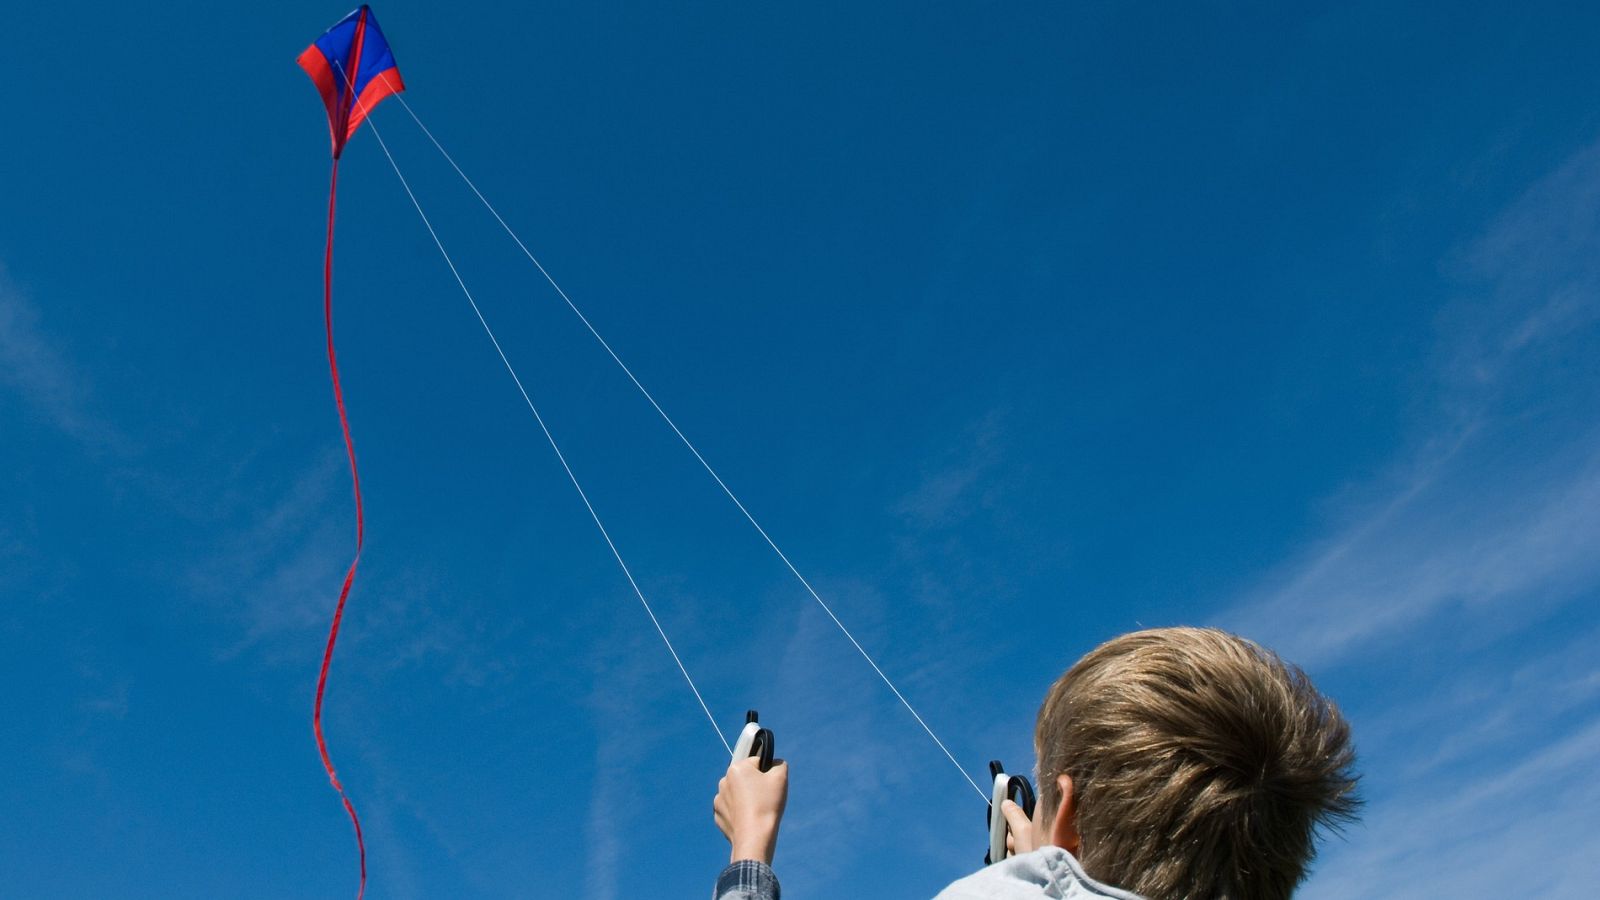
[711,756,788,899]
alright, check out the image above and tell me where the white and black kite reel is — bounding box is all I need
[732,709,775,772]
[985,759,1037,864]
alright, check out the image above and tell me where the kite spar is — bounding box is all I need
[296,6,404,898]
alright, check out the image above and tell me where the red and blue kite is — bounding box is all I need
[298,6,404,898]
[299,5,405,159]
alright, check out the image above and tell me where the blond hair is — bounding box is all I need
[1034,627,1358,900]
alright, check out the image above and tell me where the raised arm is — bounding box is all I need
[711,755,788,899]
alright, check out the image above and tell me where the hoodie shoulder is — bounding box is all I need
[932,847,1146,900]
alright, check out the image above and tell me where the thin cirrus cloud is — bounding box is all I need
[1224,136,1600,669]
[1302,698,1600,899]
[0,266,123,451]
[1226,445,1600,668]
[1223,138,1600,897]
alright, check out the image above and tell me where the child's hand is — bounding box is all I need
[713,756,789,865]
[1001,799,1038,855]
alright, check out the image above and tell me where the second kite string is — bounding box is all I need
[391,93,987,802]
[350,83,733,756]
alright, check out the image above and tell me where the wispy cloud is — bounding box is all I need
[182,451,349,661]
[582,623,708,900]
[1440,139,1600,391]
[574,419,1017,894]
[758,587,912,893]
[1223,135,1600,667]
[893,410,1010,532]
[580,626,652,900]
[1219,136,1600,897]
[0,265,124,450]
[182,448,522,692]
[1225,443,1600,667]
[740,415,1029,891]
[1303,707,1600,899]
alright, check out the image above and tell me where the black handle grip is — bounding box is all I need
[1007,772,1036,817]
[744,709,775,773]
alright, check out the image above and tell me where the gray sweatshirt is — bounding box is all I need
[933,847,1147,900]
[712,847,1145,900]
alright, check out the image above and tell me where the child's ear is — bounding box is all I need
[1050,774,1082,855]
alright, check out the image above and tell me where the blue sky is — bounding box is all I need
[3,2,1599,897]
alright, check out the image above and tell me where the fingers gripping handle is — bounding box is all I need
[732,709,774,772]
[985,759,1037,865]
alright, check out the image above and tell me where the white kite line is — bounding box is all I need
[383,95,985,801]
[359,107,732,756]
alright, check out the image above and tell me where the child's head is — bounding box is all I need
[1033,627,1358,900]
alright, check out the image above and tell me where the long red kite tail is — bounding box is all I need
[313,155,369,900]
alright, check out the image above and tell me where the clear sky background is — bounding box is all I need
[3,2,1599,897]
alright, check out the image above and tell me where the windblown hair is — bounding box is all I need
[1035,627,1359,900]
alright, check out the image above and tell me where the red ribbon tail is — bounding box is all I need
[313,156,368,900]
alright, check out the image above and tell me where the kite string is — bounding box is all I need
[391,95,986,801]
[356,109,731,756]
[313,153,369,900]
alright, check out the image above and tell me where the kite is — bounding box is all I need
[297,6,405,898]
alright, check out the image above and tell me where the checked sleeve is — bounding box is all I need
[712,860,781,900]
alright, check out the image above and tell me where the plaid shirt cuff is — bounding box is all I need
[712,859,780,900]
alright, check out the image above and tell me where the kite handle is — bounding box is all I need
[731,709,775,772]
[985,759,1037,865]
